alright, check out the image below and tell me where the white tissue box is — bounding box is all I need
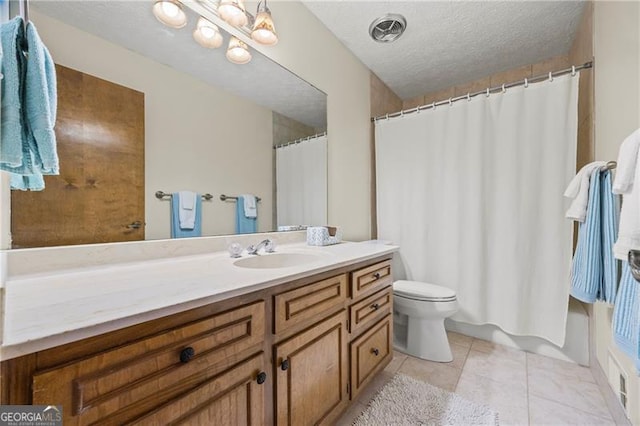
[306,226,342,246]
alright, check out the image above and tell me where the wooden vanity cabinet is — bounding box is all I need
[0,255,394,426]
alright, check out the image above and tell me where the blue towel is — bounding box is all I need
[570,170,618,303]
[612,262,640,372]
[0,18,58,190]
[0,17,29,171]
[170,193,202,238]
[236,195,257,234]
[24,21,58,175]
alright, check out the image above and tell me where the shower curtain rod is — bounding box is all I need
[273,131,327,149]
[372,61,593,122]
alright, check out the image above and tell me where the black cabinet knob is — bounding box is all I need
[179,347,195,363]
[281,359,289,371]
[371,348,380,356]
[371,303,380,310]
[373,272,381,279]
[257,372,267,385]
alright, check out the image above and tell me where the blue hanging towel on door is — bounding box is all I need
[570,170,618,303]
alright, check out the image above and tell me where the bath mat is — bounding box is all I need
[353,374,499,426]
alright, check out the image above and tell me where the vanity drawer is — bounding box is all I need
[32,301,265,425]
[274,274,348,334]
[350,315,392,399]
[351,260,392,299]
[349,286,392,336]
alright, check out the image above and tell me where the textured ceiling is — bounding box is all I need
[32,1,327,129]
[303,1,585,99]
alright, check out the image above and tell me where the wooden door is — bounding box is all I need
[11,65,145,248]
[274,310,348,426]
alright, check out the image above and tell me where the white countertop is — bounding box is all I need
[1,241,397,360]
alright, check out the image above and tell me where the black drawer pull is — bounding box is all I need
[281,359,289,371]
[257,372,267,385]
[371,348,380,356]
[371,303,380,310]
[179,347,195,363]
[372,272,381,279]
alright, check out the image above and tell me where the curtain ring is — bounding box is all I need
[486,88,490,97]
[385,113,389,121]
[432,101,436,110]
[501,84,506,93]
[548,72,553,82]
[416,106,421,114]
[524,78,528,88]
[448,97,453,106]
[400,110,404,117]
[571,65,576,76]
[467,93,471,101]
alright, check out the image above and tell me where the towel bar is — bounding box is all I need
[155,191,213,200]
[220,194,262,202]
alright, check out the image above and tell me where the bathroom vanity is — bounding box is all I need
[0,241,396,425]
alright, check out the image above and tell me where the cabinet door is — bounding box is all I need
[350,315,392,399]
[274,311,348,426]
[132,353,267,426]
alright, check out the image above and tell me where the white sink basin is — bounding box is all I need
[233,253,320,269]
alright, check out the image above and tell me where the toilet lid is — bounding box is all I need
[393,280,457,302]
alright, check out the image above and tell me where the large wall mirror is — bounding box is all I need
[9,1,327,248]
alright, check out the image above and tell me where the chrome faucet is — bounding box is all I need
[247,239,275,255]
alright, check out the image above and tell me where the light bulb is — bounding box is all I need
[226,36,252,64]
[251,7,278,45]
[153,0,187,29]
[193,17,223,49]
[218,0,248,27]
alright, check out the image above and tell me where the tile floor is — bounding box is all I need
[337,332,619,425]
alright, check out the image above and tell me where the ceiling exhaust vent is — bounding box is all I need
[369,14,407,43]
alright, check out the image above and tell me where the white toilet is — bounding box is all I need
[393,280,459,362]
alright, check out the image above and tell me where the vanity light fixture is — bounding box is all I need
[251,0,278,45]
[193,17,223,48]
[153,0,279,64]
[226,36,252,64]
[152,0,187,29]
[218,0,248,28]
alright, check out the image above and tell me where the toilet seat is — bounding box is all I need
[393,280,457,302]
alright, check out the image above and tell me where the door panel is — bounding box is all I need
[11,64,145,247]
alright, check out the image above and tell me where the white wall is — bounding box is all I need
[30,10,274,239]
[593,1,640,423]
[251,1,373,241]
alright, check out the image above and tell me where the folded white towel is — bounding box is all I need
[178,191,197,229]
[613,129,640,194]
[614,129,640,260]
[564,161,606,222]
[242,194,257,218]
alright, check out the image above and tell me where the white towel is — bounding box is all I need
[242,194,257,218]
[613,129,640,194]
[178,191,197,230]
[614,129,640,260]
[564,161,606,222]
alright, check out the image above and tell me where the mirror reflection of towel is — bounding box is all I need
[178,191,197,229]
[171,193,202,238]
[241,194,257,218]
[236,195,257,234]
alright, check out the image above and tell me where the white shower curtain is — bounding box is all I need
[376,75,578,346]
[276,134,327,227]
